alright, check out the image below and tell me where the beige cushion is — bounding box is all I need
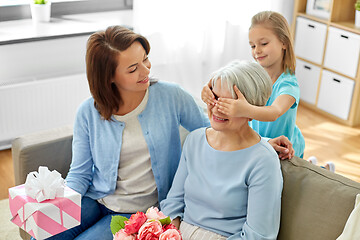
[278,157,360,240]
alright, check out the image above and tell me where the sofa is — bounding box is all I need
[12,125,360,240]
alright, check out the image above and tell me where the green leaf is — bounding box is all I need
[110,215,128,235]
[34,0,47,4]
[356,0,360,11]
[159,216,171,225]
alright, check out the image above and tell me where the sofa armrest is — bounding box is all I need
[11,125,73,240]
[278,156,360,240]
[12,125,73,185]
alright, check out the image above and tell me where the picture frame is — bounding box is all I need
[306,0,331,20]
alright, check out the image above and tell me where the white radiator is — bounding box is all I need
[0,73,91,150]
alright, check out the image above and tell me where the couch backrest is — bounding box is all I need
[278,157,360,240]
[12,125,73,185]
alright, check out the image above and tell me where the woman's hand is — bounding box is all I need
[268,136,294,160]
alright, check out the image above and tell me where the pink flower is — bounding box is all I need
[138,220,163,240]
[124,212,147,235]
[145,207,167,220]
[159,229,182,240]
[113,229,136,240]
[162,224,177,231]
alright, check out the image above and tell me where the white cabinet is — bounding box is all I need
[324,27,360,78]
[294,17,327,64]
[292,0,360,126]
[296,59,321,104]
[317,70,354,120]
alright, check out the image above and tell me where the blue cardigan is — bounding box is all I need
[65,81,210,204]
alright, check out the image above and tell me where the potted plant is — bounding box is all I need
[30,0,51,23]
[355,0,360,28]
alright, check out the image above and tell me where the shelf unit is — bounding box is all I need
[292,0,360,126]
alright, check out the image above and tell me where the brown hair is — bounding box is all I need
[86,25,150,120]
[250,11,296,74]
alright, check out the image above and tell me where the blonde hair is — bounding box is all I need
[250,11,296,74]
[211,60,272,107]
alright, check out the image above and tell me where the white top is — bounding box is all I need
[99,89,158,212]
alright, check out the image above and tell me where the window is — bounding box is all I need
[0,0,133,21]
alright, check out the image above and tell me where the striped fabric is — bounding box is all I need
[180,221,226,240]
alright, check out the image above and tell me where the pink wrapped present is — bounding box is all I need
[8,167,81,240]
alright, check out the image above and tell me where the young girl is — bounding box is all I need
[202,11,305,158]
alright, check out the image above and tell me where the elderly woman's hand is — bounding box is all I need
[171,217,181,230]
[268,136,294,160]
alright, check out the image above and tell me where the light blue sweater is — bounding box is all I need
[65,81,210,204]
[160,128,283,240]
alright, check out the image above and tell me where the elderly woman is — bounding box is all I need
[160,60,283,240]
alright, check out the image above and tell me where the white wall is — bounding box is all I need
[0,36,88,86]
[0,35,91,149]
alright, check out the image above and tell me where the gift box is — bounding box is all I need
[8,167,81,240]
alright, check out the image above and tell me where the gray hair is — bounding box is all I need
[211,60,272,106]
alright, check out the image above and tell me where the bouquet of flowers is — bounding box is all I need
[110,207,182,240]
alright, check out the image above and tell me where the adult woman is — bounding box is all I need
[41,26,290,240]
[45,26,209,240]
[160,60,283,240]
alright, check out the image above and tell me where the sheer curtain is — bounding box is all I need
[133,0,294,98]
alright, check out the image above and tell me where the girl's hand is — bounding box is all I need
[216,85,251,118]
[268,136,294,160]
[201,81,216,106]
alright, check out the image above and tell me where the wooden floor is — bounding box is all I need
[296,103,360,182]
[0,149,14,200]
[1,103,360,200]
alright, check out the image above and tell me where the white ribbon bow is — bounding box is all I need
[24,166,65,202]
